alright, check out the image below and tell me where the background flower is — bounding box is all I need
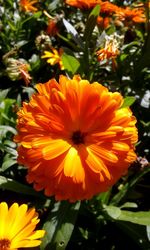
[41,48,64,70]
[65,0,102,9]
[19,0,38,12]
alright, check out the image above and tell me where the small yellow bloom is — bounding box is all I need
[42,48,64,70]
[19,0,38,13]
[0,202,45,250]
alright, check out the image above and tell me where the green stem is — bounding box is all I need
[57,33,81,52]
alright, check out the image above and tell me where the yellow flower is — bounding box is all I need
[41,48,64,70]
[0,202,45,250]
[15,75,138,202]
[19,0,38,13]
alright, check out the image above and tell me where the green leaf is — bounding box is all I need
[62,53,80,76]
[33,11,42,19]
[134,31,150,84]
[110,167,150,206]
[0,125,17,137]
[117,222,150,249]
[121,96,136,108]
[96,189,112,205]
[63,19,83,48]
[84,5,100,42]
[120,202,138,209]
[146,226,150,241]
[0,89,10,102]
[41,200,80,250]
[48,0,60,11]
[104,205,121,219]
[105,205,150,226]
[1,158,17,171]
[0,175,44,198]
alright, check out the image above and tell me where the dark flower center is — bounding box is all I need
[71,130,85,145]
[0,239,10,250]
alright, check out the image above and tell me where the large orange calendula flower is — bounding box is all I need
[41,48,64,70]
[15,75,138,202]
[65,0,102,9]
[19,0,38,12]
[0,202,45,250]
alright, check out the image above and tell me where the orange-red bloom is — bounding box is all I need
[97,16,111,29]
[65,0,102,9]
[116,6,146,24]
[100,1,119,15]
[46,18,59,36]
[19,0,38,12]
[18,63,32,86]
[15,75,138,202]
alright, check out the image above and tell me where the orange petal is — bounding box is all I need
[42,139,71,160]
[63,147,85,183]
[112,142,130,151]
[89,144,118,163]
[86,147,111,178]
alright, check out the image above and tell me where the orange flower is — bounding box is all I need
[65,0,102,9]
[41,48,64,70]
[97,16,111,29]
[46,18,59,36]
[15,75,138,202]
[18,63,32,86]
[116,6,146,24]
[100,1,119,15]
[19,0,38,12]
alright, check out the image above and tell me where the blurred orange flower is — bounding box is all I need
[46,18,59,36]
[19,0,38,12]
[116,7,146,24]
[100,1,119,15]
[0,202,45,249]
[15,75,138,202]
[41,48,64,70]
[65,0,102,9]
[97,16,111,29]
[18,63,32,86]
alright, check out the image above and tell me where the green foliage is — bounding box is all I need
[41,201,80,250]
[105,205,150,226]
[62,53,80,76]
[121,96,136,108]
[84,5,101,42]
